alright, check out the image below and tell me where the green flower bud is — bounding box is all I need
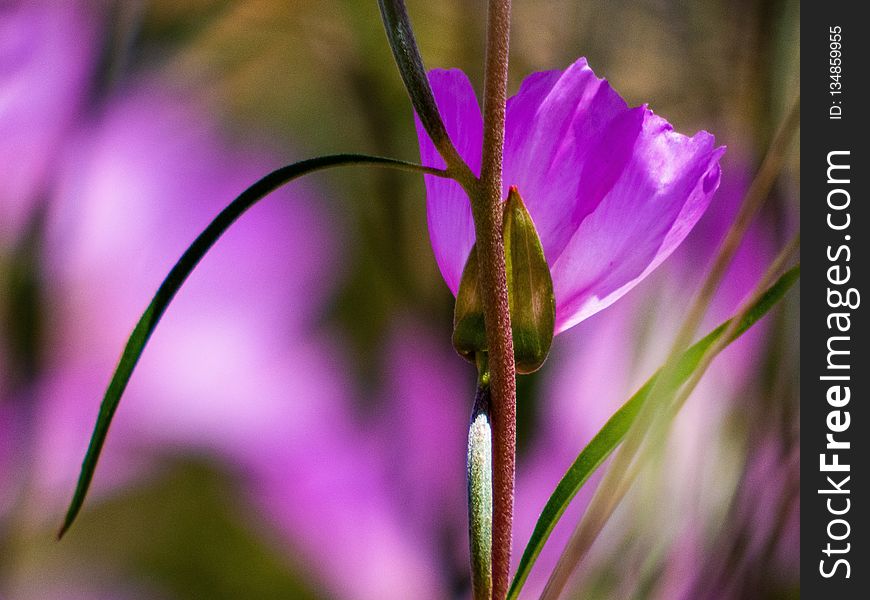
[452,187,556,374]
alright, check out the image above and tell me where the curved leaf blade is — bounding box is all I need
[507,264,800,599]
[377,0,470,179]
[58,154,448,538]
[377,0,446,147]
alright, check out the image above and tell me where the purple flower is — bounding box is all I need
[415,58,724,333]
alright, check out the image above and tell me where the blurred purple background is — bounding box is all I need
[1,1,798,599]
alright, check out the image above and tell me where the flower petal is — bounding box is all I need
[414,69,482,295]
[551,110,725,333]
[504,57,638,264]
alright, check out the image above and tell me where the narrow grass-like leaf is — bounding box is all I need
[377,0,446,149]
[58,154,449,538]
[377,0,471,179]
[507,264,800,599]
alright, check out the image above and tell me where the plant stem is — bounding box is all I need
[474,1,514,599]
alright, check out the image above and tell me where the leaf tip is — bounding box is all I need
[57,489,85,540]
[57,520,71,541]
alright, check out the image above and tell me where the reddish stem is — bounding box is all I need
[475,1,514,598]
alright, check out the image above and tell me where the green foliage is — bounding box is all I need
[59,154,449,538]
[377,0,456,164]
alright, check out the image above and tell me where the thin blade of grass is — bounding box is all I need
[377,0,473,183]
[507,264,799,599]
[58,154,449,538]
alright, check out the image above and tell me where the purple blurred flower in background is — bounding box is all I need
[0,17,475,592]
[513,294,639,598]
[0,0,98,245]
[415,58,725,333]
[1,0,100,525]
[251,319,473,599]
[29,82,343,502]
[1,5,476,596]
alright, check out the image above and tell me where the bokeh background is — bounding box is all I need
[1,1,799,599]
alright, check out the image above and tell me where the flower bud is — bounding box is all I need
[452,187,555,374]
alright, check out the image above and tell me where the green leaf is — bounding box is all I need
[503,187,555,374]
[377,0,454,160]
[58,153,449,539]
[507,264,800,599]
